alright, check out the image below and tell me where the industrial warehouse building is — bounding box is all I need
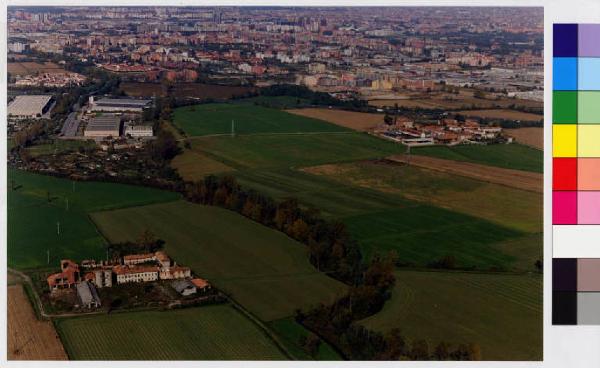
[7,95,54,119]
[84,115,121,138]
[124,122,154,138]
[89,96,152,112]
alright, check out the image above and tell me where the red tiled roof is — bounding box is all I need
[191,278,210,288]
[113,265,159,275]
[123,253,154,261]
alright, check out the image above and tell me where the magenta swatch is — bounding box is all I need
[554,191,578,224]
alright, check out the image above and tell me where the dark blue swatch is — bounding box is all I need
[554,24,578,57]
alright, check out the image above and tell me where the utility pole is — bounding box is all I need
[47,249,50,265]
[406,145,411,165]
[57,221,60,235]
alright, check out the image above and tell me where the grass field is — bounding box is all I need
[90,201,347,321]
[269,317,342,360]
[303,161,542,233]
[55,305,287,360]
[232,168,527,270]
[7,169,180,269]
[412,143,543,173]
[173,103,349,136]
[189,132,403,170]
[360,270,542,361]
[171,148,234,181]
[386,155,542,193]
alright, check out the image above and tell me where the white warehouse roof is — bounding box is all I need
[8,95,52,117]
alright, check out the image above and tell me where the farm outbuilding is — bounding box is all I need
[76,281,101,308]
[172,280,197,296]
[191,278,211,292]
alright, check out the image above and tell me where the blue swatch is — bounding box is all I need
[554,57,578,90]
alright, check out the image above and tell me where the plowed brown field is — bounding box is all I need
[505,128,544,150]
[287,108,383,131]
[8,286,67,360]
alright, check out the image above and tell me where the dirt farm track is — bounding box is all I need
[8,285,68,360]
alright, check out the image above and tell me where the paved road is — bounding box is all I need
[60,112,80,137]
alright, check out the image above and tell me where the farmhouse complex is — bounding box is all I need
[46,250,206,309]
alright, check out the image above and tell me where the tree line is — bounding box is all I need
[183,175,362,284]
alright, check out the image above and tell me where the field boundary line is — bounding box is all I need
[189,131,356,139]
[222,292,297,360]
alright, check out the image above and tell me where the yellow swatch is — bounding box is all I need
[553,124,577,157]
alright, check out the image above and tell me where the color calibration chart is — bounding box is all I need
[553,24,600,325]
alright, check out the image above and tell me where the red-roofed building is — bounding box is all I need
[47,259,81,290]
[123,253,155,265]
[191,278,211,292]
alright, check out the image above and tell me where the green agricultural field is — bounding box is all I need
[55,305,287,360]
[90,201,347,321]
[173,103,348,136]
[360,270,542,361]
[303,161,542,233]
[343,206,521,269]
[411,144,543,173]
[233,168,526,270]
[269,317,342,360]
[190,132,404,170]
[7,169,180,269]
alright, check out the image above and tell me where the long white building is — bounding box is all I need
[89,96,152,112]
[8,95,53,119]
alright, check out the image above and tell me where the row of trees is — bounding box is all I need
[183,175,362,284]
[260,84,367,109]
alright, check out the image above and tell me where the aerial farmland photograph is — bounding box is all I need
[6,6,543,361]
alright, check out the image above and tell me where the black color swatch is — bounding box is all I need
[553,291,578,325]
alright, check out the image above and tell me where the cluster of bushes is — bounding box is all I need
[107,229,164,259]
[183,175,362,284]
